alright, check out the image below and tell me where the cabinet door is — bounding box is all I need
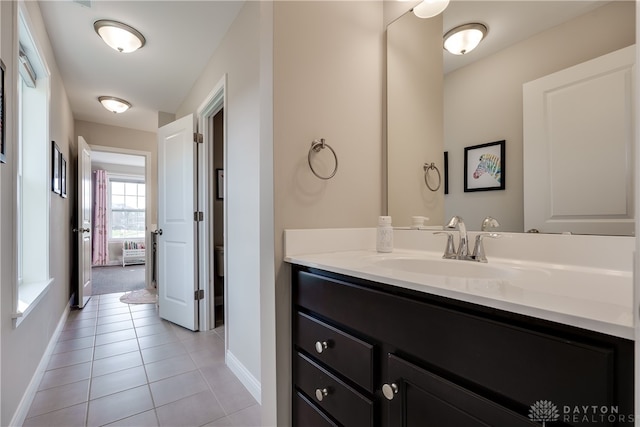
[385,354,536,427]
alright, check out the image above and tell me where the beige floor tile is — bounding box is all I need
[155,390,225,427]
[63,317,98,331]
[26,380,90,418]
[90,365,148,400]
[149,370,209,407]
[133,315,162,328]
[96,319,135,335]
[47,347,93,370]
[212,377,258,415]
[135,322,174,338]
[145,353,197,383]
[103,409,159,427]
[137,331,179,350]
[140,341,187,364]
[94,328,137,346]
[94,338,140,360]
[52,336,94,354]
[98,305,132,318]
[92,350,143,377]
[38,362,92,391]
[97,313,132,325]
[57,326,96,342]
[23,402,87,427]
[87,385,154,426]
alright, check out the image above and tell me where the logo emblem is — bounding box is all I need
[529,400,560,426]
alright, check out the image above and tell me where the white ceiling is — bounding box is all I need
[37,1,607,134]
[91,150,145,167]
[442,1,610,74]
[38,0,244,133]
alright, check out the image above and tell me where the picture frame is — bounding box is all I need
[443,151,449,195]
[216,168,224,200]
[464,140,505,192]
[0,59,6,164]
[60,155,67,198]
[52,141,61,194]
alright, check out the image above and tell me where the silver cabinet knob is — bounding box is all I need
[382,383,398,401]
[315,340,329,354]
[315,388,329,401]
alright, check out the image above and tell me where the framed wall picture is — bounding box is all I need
[464,140,505,192]
[216,168,224,199]
[0,59,5,164]
[443,151,449,195]
[52,141,61,194]
[61,155,67,198]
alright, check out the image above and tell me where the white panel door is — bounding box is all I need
[523,45,635,235]
[77,136,92,308]
[157,114,198,330]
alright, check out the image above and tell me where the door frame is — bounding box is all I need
[89,145,153,289]
[196,75,227,333]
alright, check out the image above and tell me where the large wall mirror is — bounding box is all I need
[387,1,635,234]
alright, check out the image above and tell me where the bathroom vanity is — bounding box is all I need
[286,229,635,427]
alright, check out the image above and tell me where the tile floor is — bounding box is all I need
[22,293,260,427]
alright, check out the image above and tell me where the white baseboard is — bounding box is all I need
[9,299,72,427]
[226,350,262,404]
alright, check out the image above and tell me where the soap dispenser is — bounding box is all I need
[377,216,393,253]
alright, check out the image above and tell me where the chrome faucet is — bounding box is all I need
[481,216,499,231]
[445,216,470,260]
[472,217,501,262]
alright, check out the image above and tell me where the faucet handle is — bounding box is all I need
[434,232,456,259]
[481,216,500,232]
[471,232,501,263]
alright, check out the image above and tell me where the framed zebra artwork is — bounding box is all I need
[464,140,505,192]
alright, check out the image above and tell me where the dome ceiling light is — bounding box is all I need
[413,0,450,19]
[443,23,488,55]
[98,96,132,113]
[94,20,146,53]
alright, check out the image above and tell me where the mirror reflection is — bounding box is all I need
[386,1,635,234]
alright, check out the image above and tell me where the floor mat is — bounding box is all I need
[120,288,158,304]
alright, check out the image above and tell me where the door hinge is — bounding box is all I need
[194,211,204,222]
[194,132,203,144]
[195,289,205,300]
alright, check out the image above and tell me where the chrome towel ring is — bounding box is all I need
[423,162,441,192]
[308,138,338,180]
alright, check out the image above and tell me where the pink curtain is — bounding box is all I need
[92,170,109,265]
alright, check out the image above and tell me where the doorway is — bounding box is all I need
[210,108,225,327]
[90,149,151,295]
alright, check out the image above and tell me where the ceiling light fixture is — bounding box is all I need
[94,20,146,53]
[413,0,450,19]
[443,23,488,55]
[98,96,131,113]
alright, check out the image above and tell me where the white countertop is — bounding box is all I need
[284,229,634,340]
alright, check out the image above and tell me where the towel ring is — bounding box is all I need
[308,139,338,180]
[423,162,441,192]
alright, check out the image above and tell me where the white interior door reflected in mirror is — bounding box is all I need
[523,45,635,236]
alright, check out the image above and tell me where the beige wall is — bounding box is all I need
[443,1,635,232]
[387,11,444,227]
[176,0,266,412]
[0,2,75,424]
[272,1,384,424]
[75,120,158,227]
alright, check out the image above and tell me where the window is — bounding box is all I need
[14,7,52,325]
[109,178,146,239]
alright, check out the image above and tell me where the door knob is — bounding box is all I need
[153,229,163,236]
[315,387,330,402]
[382,383,398,400]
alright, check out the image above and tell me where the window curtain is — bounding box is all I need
[92,170,109,265]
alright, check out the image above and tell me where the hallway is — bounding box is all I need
[22,293,259,426]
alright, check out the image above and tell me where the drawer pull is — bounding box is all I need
[382,383,398,401]
[315,387,330,401]
[315,340,330,354]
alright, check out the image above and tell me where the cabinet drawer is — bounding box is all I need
[293,391,339,427]
[295,311,374,392]
[295,352,374,427]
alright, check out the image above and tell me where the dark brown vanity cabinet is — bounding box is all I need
[291,266,634,427]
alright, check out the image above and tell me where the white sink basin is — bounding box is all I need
[373,257,519,279]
